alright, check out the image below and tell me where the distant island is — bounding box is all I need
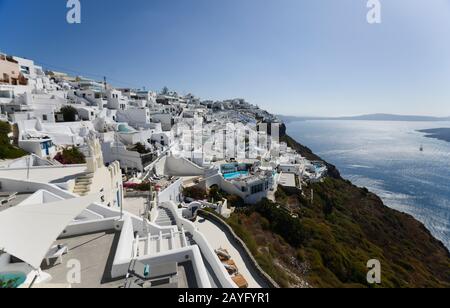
[279,113,450,123]
[418,128,450,143]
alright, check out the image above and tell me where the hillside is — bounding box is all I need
[224,132,450,288]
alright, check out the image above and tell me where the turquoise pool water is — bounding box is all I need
[223,171,249,180]
[118,124,134,133]
[0,272,27,288]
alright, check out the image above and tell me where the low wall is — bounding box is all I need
[111,216,135,278]
[0,252,10,268]
[165,156,205,176]
[0,178,76,199]
[76,209,105,221]
[17,189,63,205]
[60,217,120,239]
[198,210,280,288]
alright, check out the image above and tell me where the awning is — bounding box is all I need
[0,194,99,269]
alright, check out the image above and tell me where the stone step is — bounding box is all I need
[75,179,92,184]
[74,185,90,190]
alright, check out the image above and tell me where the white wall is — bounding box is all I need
[151,113,172,131]
[0,253,11,268]
[101,141,146,171]
[62,217,119,239]
[117,108,150,128]
[17,189,63,206]
[0,178,76,199]
[158,178,183,204]
[164,155,205,177]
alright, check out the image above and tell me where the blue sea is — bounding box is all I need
[287,120,450,250]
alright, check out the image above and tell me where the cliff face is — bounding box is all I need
[226,132,450,288]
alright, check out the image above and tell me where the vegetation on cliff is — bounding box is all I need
[224,134,450,288]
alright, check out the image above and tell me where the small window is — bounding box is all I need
[42,115,48,121]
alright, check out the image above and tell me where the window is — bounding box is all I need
[42,115,48,121]
[20,66,30,75]
[0,90,12,98]
[251,183,264,195]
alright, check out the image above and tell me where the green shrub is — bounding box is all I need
[183,186,207,200]
[226,194,245,208]
[54,147,86,165]
[60,105,78,122]
[208,185,222,202]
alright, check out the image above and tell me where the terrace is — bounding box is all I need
[0,192,34,212]
[42,231,122,288]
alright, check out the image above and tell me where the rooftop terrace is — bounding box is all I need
[0,192,34,212]
[42,231,122,288]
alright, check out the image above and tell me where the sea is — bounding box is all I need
[286,120,450,250]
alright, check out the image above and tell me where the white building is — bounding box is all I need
[116,108,151,128]
[106,89,128,110]
[151,112,173,131]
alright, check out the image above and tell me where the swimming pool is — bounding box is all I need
[0,272,27,288]
[118,124,134,133]
[223,171,249,180]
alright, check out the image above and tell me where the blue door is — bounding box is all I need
[43,141,50,156]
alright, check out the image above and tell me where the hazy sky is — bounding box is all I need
[1,0,450,116]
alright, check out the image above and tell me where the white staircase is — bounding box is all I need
[134,228,189,257]
[155,207,176,226]
[73,173,94,196]
[132,207,190,257]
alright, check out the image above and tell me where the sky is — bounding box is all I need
[1,0,450,117]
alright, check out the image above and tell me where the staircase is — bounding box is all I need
[134,229,189,257]
[131,205,192,257]
[185,232,196,246]
[73,173,94,196]
[155,207,177,226]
